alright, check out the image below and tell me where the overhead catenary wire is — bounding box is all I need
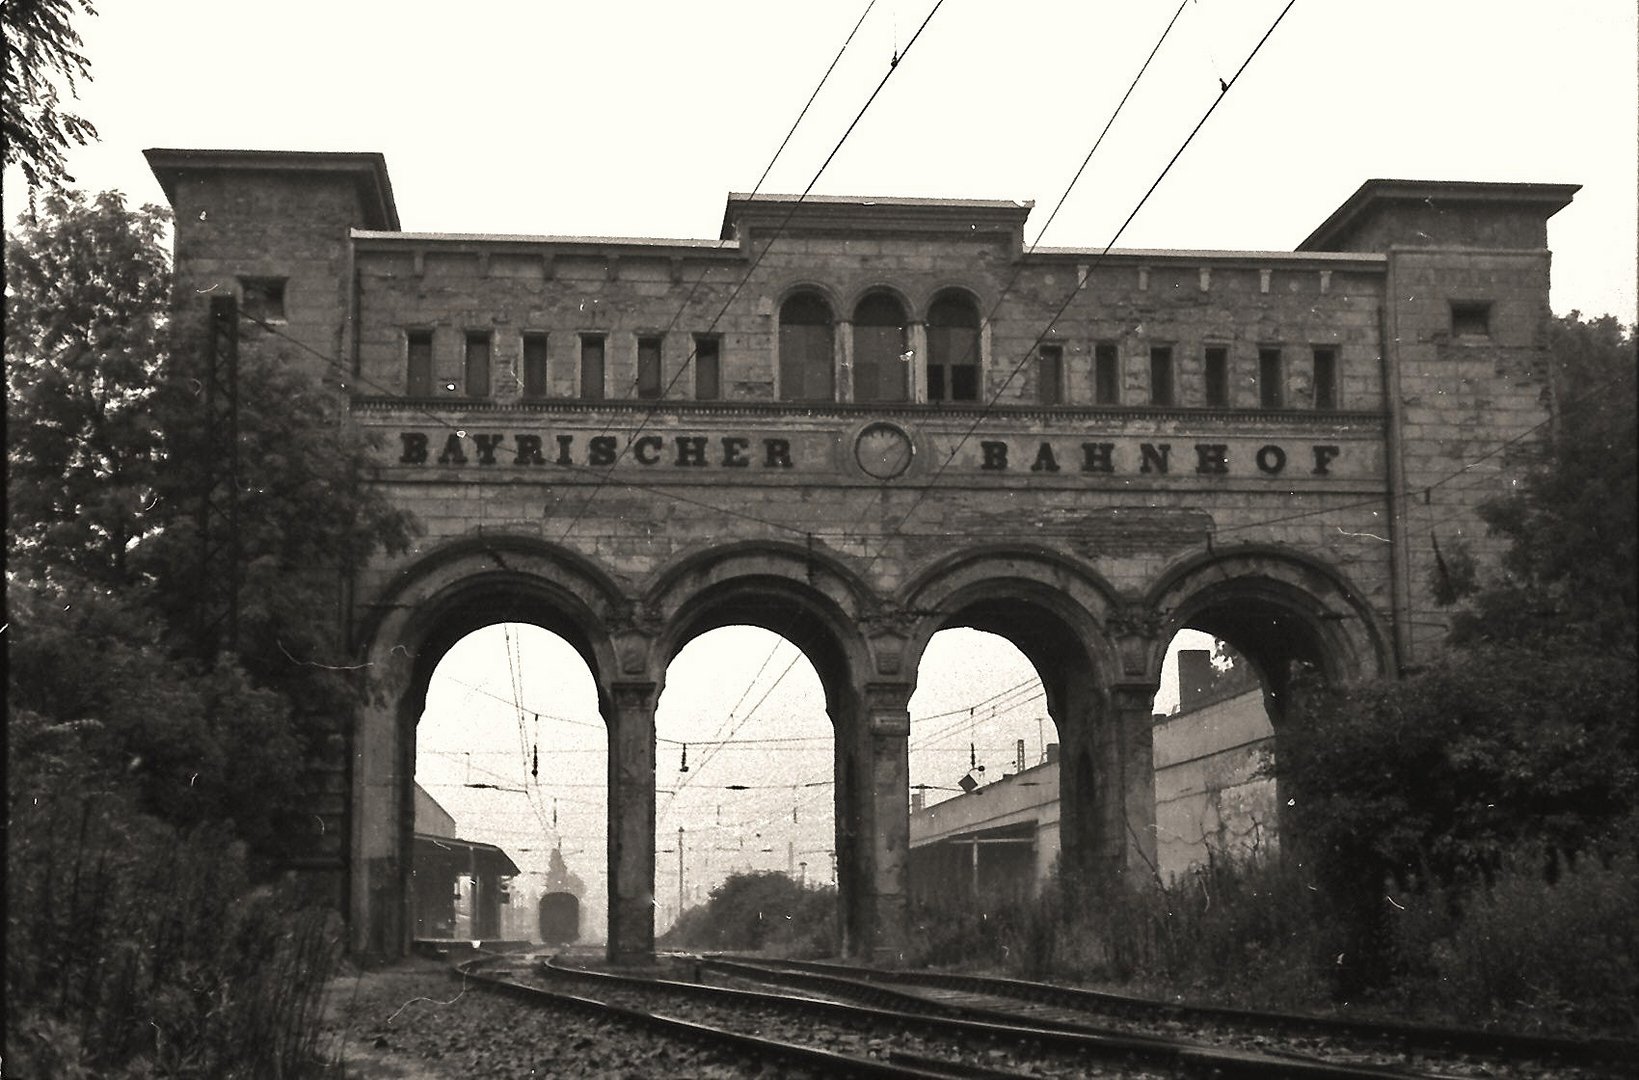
[553,0,944,545]
[860,0,1302,572]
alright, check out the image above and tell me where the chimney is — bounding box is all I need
[1044,742,1060,765]
[1178,650,1215,707]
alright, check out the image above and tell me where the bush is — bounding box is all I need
[6,774,342,1078]
[663,872,838,957]
[1390,853,1638,1033]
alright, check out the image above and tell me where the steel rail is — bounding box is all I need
[451,958,1025,1079]
[535,956,1435,1079]
[708,953,1638,1069]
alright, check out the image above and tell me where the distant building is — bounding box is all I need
[909,650,1273,897]
[409,783,520,940]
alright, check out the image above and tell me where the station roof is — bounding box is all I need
[413,833,519,879]
[1299,178,1579,252]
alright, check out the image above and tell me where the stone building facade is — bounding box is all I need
[145,148,1575,961]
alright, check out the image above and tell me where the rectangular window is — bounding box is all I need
[464,332,491,398]
[694,335,721,400]
[1094,343,1119,404]
[1037,345,1064,405]
[522,333,548,399]
[1204,346,1229,407]
[239,276,287,323]
[580,335,605,400]
[637,336,664,400]
[1312,346,1338,410]
[1149,345,1174,406]
[1451,301,1491,338]
[1258,347,1284,408]
[406,330,433,397]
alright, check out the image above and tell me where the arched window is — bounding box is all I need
[852,293,908,403]
[779,293,834,401]
[926,293,980,402]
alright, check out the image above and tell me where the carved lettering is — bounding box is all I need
[474,434,504,465]
[437,433,467,464]
[514,434,546,465]
[721,436,751,468]
[633,435,663,465]
[980,441,1009,470]
[588,436,617,466]
[1195,444,1229,475]
[555,434,574,465]
[399,432,429,464]
[675,436,708,467]
[1030,442,1060,473]
[1311,444,1341,475]
[763,439,792,468]
[1256,444,1287,474]
[1081,442,1114,473]
[1139,443,1170,474]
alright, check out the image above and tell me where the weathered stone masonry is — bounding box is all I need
[146,149,1575,962]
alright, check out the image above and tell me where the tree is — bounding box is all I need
[1450,313,1637,653]
[1277,312,1638,994]
[6,191,416,861]
[2,0,99,193]
[6,189,170,586]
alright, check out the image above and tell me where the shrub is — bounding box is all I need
[6,774,342,1078]
[1390,853,1638,1033]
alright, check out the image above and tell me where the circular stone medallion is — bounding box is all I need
[854,421,914,480]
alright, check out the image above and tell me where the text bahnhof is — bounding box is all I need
[398,430,1345,476]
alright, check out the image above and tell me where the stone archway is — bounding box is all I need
[644,542,889,956]
[350,535,626,959]
[896,547,1146,886]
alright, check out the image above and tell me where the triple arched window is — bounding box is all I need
[777,289,982,403]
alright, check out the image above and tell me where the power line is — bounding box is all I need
[553,0,947,544]
[862,0,1301,570]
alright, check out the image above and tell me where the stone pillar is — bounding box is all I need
[836,319,854,403]
[909,321,928,402]
[605,681,657,965]
[1107,683,1160,880]
[350,645,415,959]
[857,680,912,961]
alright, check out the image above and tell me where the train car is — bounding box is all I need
[538,891,581,945]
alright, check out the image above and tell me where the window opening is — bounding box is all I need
[1312,347,1337,410]
[1094,343,1120,405]
[926,293,980,402]
[580,335,606,400]
[1451,301,1491,338]
[522,333,548,399]
[637,336,664,400]
[1149,345,1175,406]
[852,293,909,403]
[407,329,433,397]
[1258,348,1283,408]
[464,332,491,398]
[778,293,834,402]
[1204,346,1229,407]
[1037,344,1064,405]
[239,276,287,323]
[694,335,721,400]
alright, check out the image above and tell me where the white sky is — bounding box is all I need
[13,0,1634,938]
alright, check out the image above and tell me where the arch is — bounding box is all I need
[348,534,631,958]
[898,544,1122,681]
[852,289,910,403]
[646,540,875,706]
[925,289,982,403]
[1145,543,1390,693]
[779,289,836,402]
[898,545,1135,885]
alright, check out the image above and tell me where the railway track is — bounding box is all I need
[456,951,1504,1079]
[696,953,1636,1078]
